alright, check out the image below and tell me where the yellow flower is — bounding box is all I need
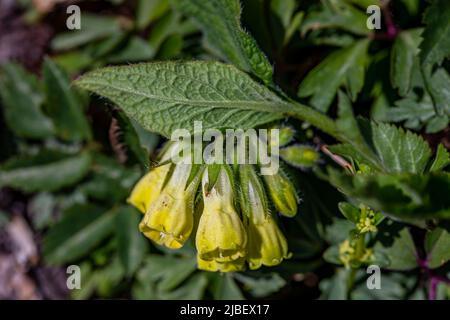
[263,171,298,217]
[197,256,245,272]
[127,163,171,214]
[139,162,200,249]
[239,165,291,270]
[339,239,355,269]
[247,216,291,270]
[196,167,247,265]
[127,142,179,213]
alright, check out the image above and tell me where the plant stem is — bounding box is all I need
[286,100,339,138]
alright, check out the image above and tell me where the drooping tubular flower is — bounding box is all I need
[196,166,247,272]
[138,160,199,249]
[239,165,291,270]
[130,142,203,249]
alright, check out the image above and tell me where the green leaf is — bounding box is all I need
[177,0,273,84]
[234,273,286,298]
[302,1,370,36]
[391,29,422,96]
[43,204,117,264]
[326,169,450,221]
[51,14,122,50]
[424,68,450,118]
[160,273,208,300]
[136,0,170,30]
[419,0,450,67]
[106,37,155,63]
[425,227,450,269]
[43,59,91,141]
[298,40,369,112]
[373,220,418,271]
[386,95,436,127]
[115,206,147,276]
[28,192,56,230]
[319,268,351,300]
[333,92,381,170]
[0,152,92,192]
[338,202,360,224]
[75,61,287,138]
[211,273,244,300]
[371,122,432,174]
[430,144,450,172]
[0,63,54,139]
[271,0,296,28]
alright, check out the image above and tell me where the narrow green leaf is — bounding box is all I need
[43,59,91,141]
[177,0,273,84]
[0,152,92,192]
[298,40,369,112]
[75,61,287,137]
[419,0,450,67]
[302,1,370,36]
[391,29,422,96]
[51,14,121,50]
[136,0,170,30]
[0,63,54,139]
[43,204,117,264]
[116,206,147,276]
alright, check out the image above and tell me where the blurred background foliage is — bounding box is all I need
[0,0,449,300]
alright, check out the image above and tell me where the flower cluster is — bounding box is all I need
[127,142,297,272]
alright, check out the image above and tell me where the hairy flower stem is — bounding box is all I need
[286,100,339,138]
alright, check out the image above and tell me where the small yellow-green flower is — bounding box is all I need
[239,165,291,270]
[139,162,199,249]
[196,167,247,270]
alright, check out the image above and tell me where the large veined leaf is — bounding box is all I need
[0,63,54,139]
[75,61,288,137]
[331,98,432,174]
[326,169,450,220]
[0,152,92,192]
[176,0,273,84]
[371,122,432,174]
[43,204,117,264]
[298,39,369,112]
